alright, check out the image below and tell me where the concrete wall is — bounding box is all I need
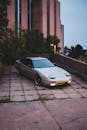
[32,0,42,32]
[54,54,87,81]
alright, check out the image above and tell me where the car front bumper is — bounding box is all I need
[42,76,72,87]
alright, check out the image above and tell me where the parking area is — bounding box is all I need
[0,66,87,102]
[0,66,87,130]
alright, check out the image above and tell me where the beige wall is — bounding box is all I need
[7,0,64,52]
[49,0,55,36]
[21,0,28,30]
[32,0,42,32]
[42,0,47,38]
[56,0,63,52]
[7,0,15,29]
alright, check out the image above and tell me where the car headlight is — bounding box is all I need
[49,77,55,79]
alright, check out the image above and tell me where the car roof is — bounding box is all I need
[26,57,47,60]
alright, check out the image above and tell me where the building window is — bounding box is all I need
[28,0,32,31]
[47,0,50,37]
[15,0,21,36]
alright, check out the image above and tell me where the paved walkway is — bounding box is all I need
[0,66,87,130]
[0,66,87,102]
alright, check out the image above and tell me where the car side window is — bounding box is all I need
[27,59,33,68]
[20,59,27,65]
[20,59,33,68]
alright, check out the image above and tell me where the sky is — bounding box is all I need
[60,0,87,49]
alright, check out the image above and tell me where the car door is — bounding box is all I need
[20,58,36,79]
[19,59,28,75]
[25,59,36,79]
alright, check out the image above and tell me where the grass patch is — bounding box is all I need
[0,96,10,103]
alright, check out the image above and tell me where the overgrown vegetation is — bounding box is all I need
[64,44,87,63]
[0,29,60,64]
[0,0,60,65]
[0,96,10,103]
[0,0,10,40]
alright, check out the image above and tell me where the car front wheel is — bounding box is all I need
[34,75,42,86]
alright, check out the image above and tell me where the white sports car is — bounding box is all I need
[15,57,71,86]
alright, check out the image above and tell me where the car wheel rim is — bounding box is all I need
[34,76,41,85]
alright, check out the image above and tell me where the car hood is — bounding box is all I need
[35,66,71,80]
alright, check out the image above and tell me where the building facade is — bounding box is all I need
[7,0,64,52]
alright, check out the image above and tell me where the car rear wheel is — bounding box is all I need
[34,75,42,86]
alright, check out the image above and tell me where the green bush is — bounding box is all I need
[79,54,87,63]
[0,29,60,64]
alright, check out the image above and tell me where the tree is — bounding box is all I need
[25,30,47,54]
[0,28,62,64]
[46,35,60,54]
[64,46,69,55]
[68,46,75,57]
[67,44,84,58]
[0,0,10,41]
[74,44,84,57]
[0,29,28,64]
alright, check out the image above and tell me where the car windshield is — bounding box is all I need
[32,59,55,68]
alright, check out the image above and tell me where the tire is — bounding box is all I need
[34,75,42,85]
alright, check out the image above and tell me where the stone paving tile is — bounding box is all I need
[37,90,53,95]
[63,88,78,94]
[45,99,87,130]
[11,76,19,81]
[40,94,55,100]
[76,88,87,93]
[10,80,21,84]
[22,79,33,84]
[10,86,23,91]
[11,95,26,102]
[26,95,39,101]
[0,87,9,92]
[0,84,9,90]
[23,85,35,90]
[54,93,69,99]
[81,93,87,98]
[10,75,21,79]
[0,82,9,86]
[70,81,78,86]
[23,83,35,90]
[52,89,65,94]
[22,81,34,86]
[11,91,24,96]
[0,92,9,97]
[0,66,87,102]
[77,81,87,88]
[35,85,47,90]
[22,78,36,90]
[72,75,87,88]
[24,90,38,96]
[67,93,81,98]
[0,80,10,85]
[0,101,60,130]
[71,85,82,89]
